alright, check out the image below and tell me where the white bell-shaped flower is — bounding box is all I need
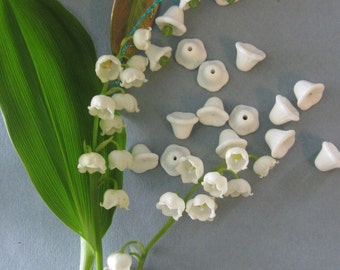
[176,155,204,184]
[215,0,239,6]
[129,144,159,173]
[269,95,300,125]
[112,93,140,113]
[228,104,260,136]
[225,178,253,197]
[196,97,229,127]
[145,44,172,71]
[99,116,125,136]
[119,67,147,89]
[88,95,116,120]
[126,55,149,72]
[155,6,187,36]
[197,60,229,92]
[175,38,207,70]
[156,192,185,221]
[166,112,199,139]
[202,172,228,198]
[133,27,152,51]
[253,155,278,178]
[160,144,191,176]
[100,189,129,210]
[108,150,132,171]
[235,41,266,71]
[215,129,248,159]
[293,80,325,110]
[265,129,296,159]
[186,194,217,222]
[77,152,106,174]
[95,55,123,83]
[314,142,340,171]
[225,147,249,173]
[106,252,132,270]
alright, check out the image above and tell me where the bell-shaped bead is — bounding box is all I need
[215,129,248,158]
[145,44,172,71]
[129,144,159,173]
[166,112,199,139]
[314,142,340,171]
[228,104,260,135]
[269,95,300,125]
[197,60,229,92]
[160,144,191,176]
[196,97,229,127]
[175,38,207,70]
[155,6,187,36]
[293,80,325,110]
[235,41,266,71]
[265,129,296,159]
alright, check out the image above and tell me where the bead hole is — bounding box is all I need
[187,46,193,52]
[210,69,215,74]
[242,115,248,120]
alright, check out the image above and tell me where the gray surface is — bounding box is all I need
[1,0,340,269]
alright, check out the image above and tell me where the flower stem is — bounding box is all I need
[136,218,175,270]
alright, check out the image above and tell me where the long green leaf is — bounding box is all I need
[0,0,125,255]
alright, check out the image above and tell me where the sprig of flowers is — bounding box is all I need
[76,1,339,269]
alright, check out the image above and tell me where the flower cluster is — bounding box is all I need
[76,1,340,269]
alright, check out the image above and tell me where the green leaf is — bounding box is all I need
[110,0,160,56]
[0,0,126,260]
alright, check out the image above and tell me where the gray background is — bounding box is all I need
[1,0,339,269]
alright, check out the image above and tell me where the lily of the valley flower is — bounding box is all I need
[253,155,278,178]
[176,155,204,184]
[133,27,152,51]
[225,147,249,173]
[202,172,228,198]
[225,178,253,197]
[126,55,149,72]
[100,116,125,136]
[88,95,116,120]
[100,189,130,210]
[77,152,106,174]
[145,44,172,71]
[186,194,217,222]
[95,55,123,83]
[105,252,132,270]
[112,93,140,113]
[108,150,132,171]
[119,68,148,89]
[156,192,185,221]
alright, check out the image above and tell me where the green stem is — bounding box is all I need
[136,218,175,270]
[79,237,95,270]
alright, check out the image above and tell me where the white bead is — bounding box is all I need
[175,38,207,70]
[145,44,172,71]
[293,80,325,110]
[129,144,159,173]
[215,129,248,159]
[166,112,199,139]
[314,142,340,171]
[197,60,229,92]
[160,144,191,176]
[265,129,296,159]
[228,104,260,136]
[196,97,229,127]
[235,41,266,71]
[269,95,300,125]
